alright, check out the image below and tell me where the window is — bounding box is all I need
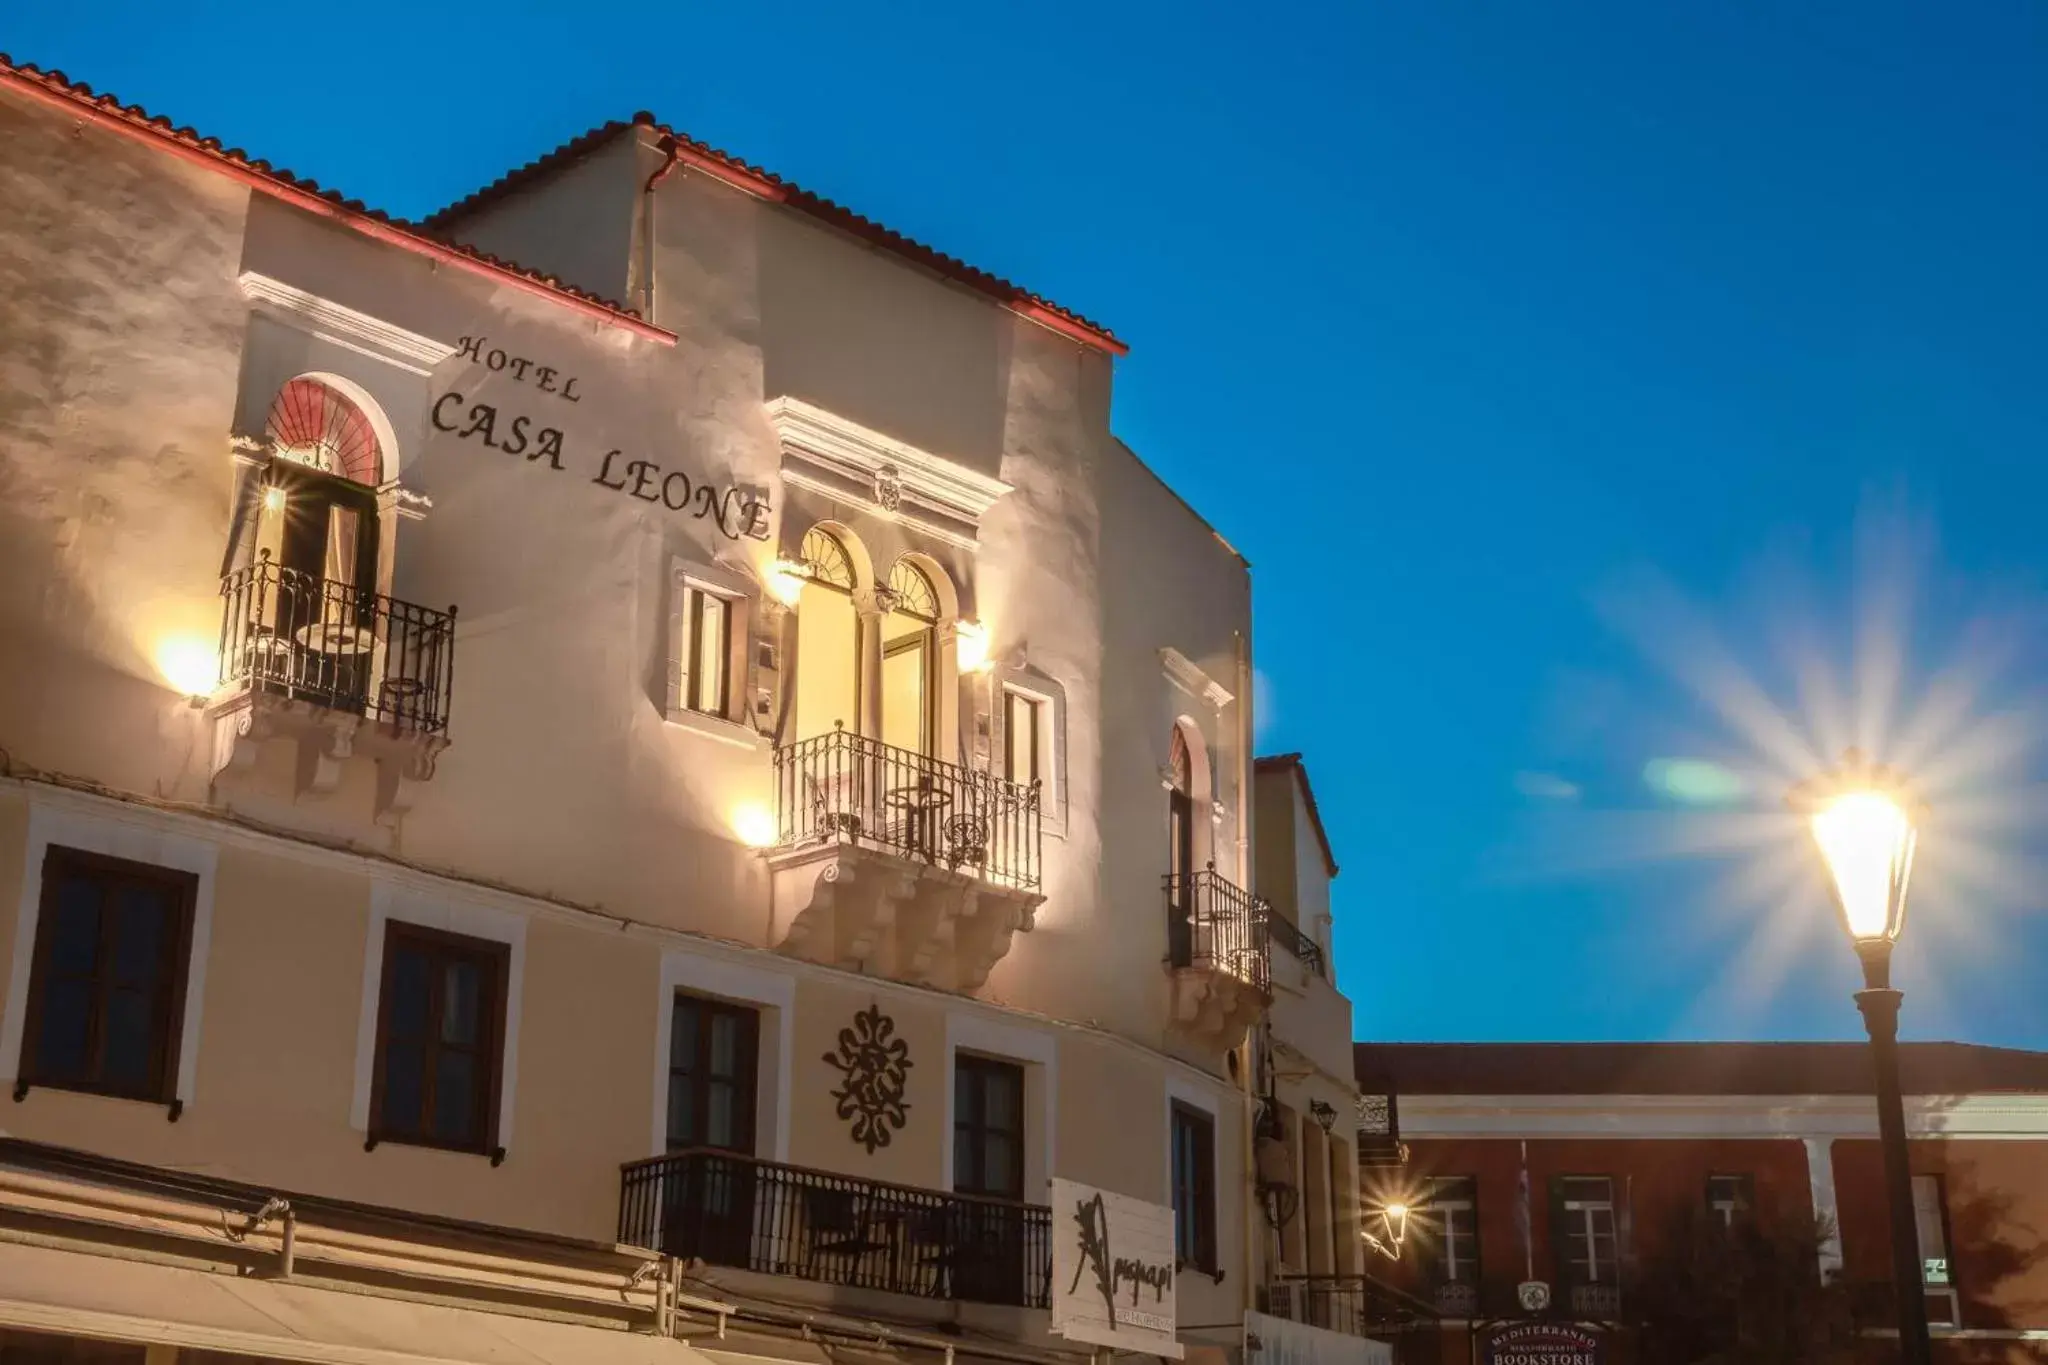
[1003,688,1045,789]
[954,1054,1024,1199]
[1912,1174,1952,1286]
[370,923,509,1154]
[1554,1177,1618,1285]
[679,582,734,717]
[1707,1173,1753,1228]
[1171,1102,1218,1271]
[21,847,195,1103]
[667,994,758,1153]
[1424,1177,1479,1283]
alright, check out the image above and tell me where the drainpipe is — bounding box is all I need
[640,133,683,321]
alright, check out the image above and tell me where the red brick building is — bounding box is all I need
[1350,1042,2048,1364]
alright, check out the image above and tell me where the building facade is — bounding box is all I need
[1350,1043,2048,1365]
[0,56,1360,1365]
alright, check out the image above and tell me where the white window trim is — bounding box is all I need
[1426,1180,1477,1281]
[652,952,795,1162]
[1,801,218,1107]
[666,557,767,747]
[350,881,527,1147]
[944,1011,1057,1199]
[992,665,1067,836]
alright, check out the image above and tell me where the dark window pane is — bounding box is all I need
[45,880,102,977]
[709,1014,738,1076]
[387,948,432,1039]
[671,999,698,1071]
[707,1079,735,1147]
[102,989,154,1088]
[441,960,482,1045]
[668,1071,695,1146]
[32,979,93,1078]
[433,1050,478,1143]
[986,1134,1017,1194]
[381,1041,425,1132]
[109,885,170,986]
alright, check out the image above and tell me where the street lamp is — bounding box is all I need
[1362,1201,1409,1261]
[1793,752,1929,1365]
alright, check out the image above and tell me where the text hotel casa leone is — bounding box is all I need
[432,334,769,542]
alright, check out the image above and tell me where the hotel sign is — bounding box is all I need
[1482,1323,1602,1365]
[1050,1178,1181,1359]
[434,333,769,541]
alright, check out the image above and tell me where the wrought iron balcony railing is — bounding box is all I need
[1268,1274,1442,1336]
[1265,912,1326,978]
[1163,865,1271,994]
[1567,1281,1623,1318]
[773,728,1042,890]
[219,557,456,734]
[1432,1280,1479,1317]
[619,1149,1051,1309]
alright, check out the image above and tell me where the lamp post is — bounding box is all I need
[1794,753,1929,1365]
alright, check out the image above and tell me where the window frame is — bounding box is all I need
[1002,686,1046,791]
[1706,1173,1754,1229]
[19,846,197,1106]
[367,920,510,1157]
[1555,1175,1619,1286]
[665,992,761,1155]
[1170,1100,1219,1273]
[953,1052,1026,1200]
[683,583,734,718]
[1423,1176,1480,1285]
[1912,1173,1954,1288]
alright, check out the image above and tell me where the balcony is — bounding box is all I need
[767,729,1044,992]
[1266,913,1326,978]
[1163,866,1271,1047]
[619,1149,1050,1310]
[1267,1275,1440,1336]
[1432,1280,1479,1317]
[1566,1281,1623,1318]
[209,557,456,821]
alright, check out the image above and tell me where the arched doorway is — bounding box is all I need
[880,559,940,757]
[1167,725,1197,964]
[792,525,860,742]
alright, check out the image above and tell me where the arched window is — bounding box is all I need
[266,377,382,486]
[793,526,862,741]
[801,527,856,592]
[881,560,940,755]
[1167,725,1198,964]
[251,378,384,595]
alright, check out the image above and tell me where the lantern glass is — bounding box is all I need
[1809,789,1917,943]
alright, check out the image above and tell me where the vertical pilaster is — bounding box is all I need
[1804,1135,1844,1280]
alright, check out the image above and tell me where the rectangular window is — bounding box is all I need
[22,847,195,1104]
[667,994,759,1153]
[370,923,508,1154]
[1171,1102,1218,1271]
[1707,1173,1753,1228]
[1556,1176,1618,1285]
[682,584,733,717]
[1003,688,1044,789]
[1912,1174,1952,1286]
[1424,1177,1479,1283]
[954,1054,1025,1199]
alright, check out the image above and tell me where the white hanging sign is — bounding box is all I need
[1049,1178,1182,1359]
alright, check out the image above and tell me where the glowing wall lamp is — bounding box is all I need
[1361,1200,1409,1261]
[955,619,991,673]
[765,558,810,608]
[154,635,219,703]
[730,802,780,850]
[1792,751,1928,1365]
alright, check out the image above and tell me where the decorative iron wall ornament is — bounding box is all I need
[823,1003,913,1152]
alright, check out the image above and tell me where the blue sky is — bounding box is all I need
[15,3,2046,1046]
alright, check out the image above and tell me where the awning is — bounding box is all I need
[0,1236,707,1365]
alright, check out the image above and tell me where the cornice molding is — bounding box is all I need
[238,272,458,376]
[766,397,1012,550]
[1161,646,1235,709]
[1397,1091,2048,1142]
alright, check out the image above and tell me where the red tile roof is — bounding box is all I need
[1256,753,1339,878]
[425,113,1127,357]
[0,55,674,343]
[1356,1041,2048,1098]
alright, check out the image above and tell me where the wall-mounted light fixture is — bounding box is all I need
[1361,1201,1409,1261]
[154,635,218,704]
[1309,1099,1337,1132]
[765,558,811,608]
[955,619,991,673]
